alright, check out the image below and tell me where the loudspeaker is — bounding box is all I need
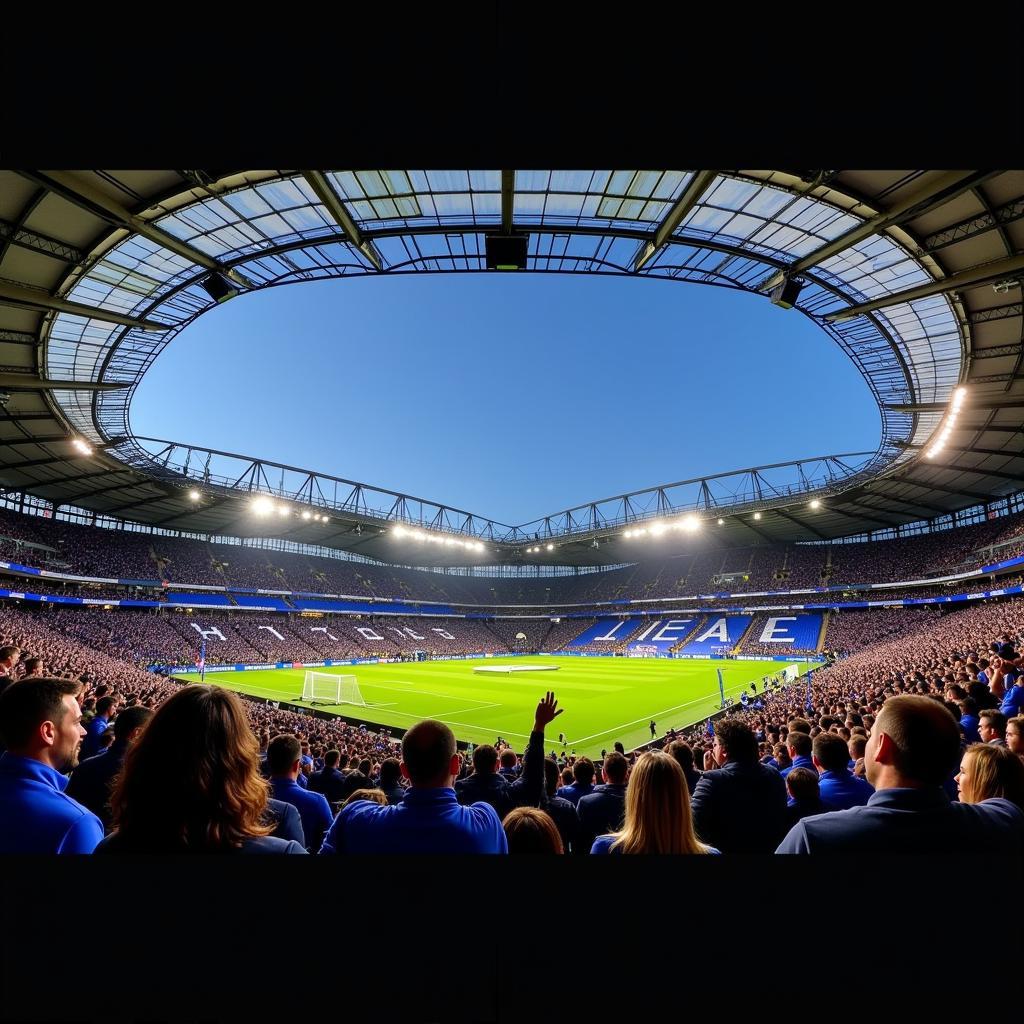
[486,234,528,270]
[200,273,239,304]
[770,277,803,309]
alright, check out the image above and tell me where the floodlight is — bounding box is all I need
[624,530,633,538]
[277,505,290,517]
[301,510,312,520]
[717,518,725,526]
[393,525,406,537]
[650,522,667,536]
[753,512,762,520]
[252,496,274,515]
[546,543,554,551]
[682,515,700,531]
[188,489,200,501]
[809,499,821,510]
[72,438,93,456]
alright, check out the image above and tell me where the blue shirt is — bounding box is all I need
[817,769,874,810]
[320,787,507,854]
[1000,684,1024,719]
[780,755,815,780]
[0,752,104,854]
[269,777,333,853]
[777,787,1024,855]
[556,781,595,807]
[960,714,980,744]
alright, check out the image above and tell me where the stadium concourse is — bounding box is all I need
[2,502,1024,855]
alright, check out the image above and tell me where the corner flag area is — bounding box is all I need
[176,656,806,757]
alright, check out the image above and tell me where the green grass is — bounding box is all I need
[177,656,807,758]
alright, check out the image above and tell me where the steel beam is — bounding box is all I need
[300,171,382,270]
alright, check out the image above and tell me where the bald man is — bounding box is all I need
[777,695,1024,854]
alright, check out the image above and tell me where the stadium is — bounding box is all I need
[2,168,1024,864]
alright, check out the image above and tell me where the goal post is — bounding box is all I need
[301,671,366,707]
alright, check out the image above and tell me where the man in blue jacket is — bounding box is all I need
[812,732,873,809]
[321,692,562,854]
[778,695,1024,854]
[781,731,815,780]
[267,734,334,853]
[67,704,153,831]
[576,751,629,854]
[455,744,514,819]
[557,757,596,806]
[0,677,104,854]
[80,695,118,761]
[307,748,349,804]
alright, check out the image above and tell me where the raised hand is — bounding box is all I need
[533,691,564,731]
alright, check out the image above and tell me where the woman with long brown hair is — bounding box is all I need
[956,742,1024,810]
[96,685,305,854]
[591,751,718,854]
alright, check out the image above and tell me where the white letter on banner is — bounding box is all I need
[258,625,285,641]
[356,626,384,641]
[759,616,797,643]
[310,626,339,642]
[694,617,729,643]
[632,621,662,643]
[652,619,693,643]
[403,626,426,640]
[388,627,406,639]
[190,623,227,641]
[595,620,631,641]
[431,628,456,640]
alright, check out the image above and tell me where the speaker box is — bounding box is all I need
[486,235,528,270]
[770,278,803,309]
[200,273,238,303]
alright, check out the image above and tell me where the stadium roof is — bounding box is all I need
[1,169,1022,567]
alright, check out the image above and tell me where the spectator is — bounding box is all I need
[267,734,334,854]
[691,719,788,854]
[308,749,348,805]
[785,767,830,827]
[498,748,519,782]
[1007,716,1024,762]
[813,733,874,810]
[343,788,388,807]
[557,757,596,806]
[320,694,562,854]
[959,699,981,744]
[576,751,629,854]
[778,695,1024,854]
[502,806,564,854]
[454,744,513,820]
[96,686,305,854]
[80,695,117,761]
[1000,669,1024,720]
[0,677,104,854]
[67,705,153,831]
[956,743,1024,809]
[21,657,44,678]
[377,757,405,805]
[0,646,21,695]
[781,730,814,780]
[978,709,1008,747]
[591,751,716,854]
[666,740,702,795]
[337,756,373,803]
[540,757,579,853]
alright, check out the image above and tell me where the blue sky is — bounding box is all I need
[132,273,879,524]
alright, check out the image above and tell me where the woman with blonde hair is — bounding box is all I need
[591,750,718,854]
[956,742,1024,810]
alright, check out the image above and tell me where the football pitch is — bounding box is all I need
[178,656,808,758]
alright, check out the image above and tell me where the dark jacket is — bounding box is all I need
[380,784,406,806]
[95,831,306,854]
[691,760,788,854]
[66,740,130,831]
[337,770,373,803]
[456,730,545,817]
[541,794,579,853]
[455,772,514,820]
[264,798,305,846]
[308,766,348,804]
[576,783,627,854]
[785,797,832,830]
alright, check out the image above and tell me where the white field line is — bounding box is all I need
[567,666,801,746]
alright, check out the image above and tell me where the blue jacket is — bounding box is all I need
[780,755,816,780]
[319,787,507,854]
[66,740,129,831]
[960,714,981,744]
[308,766,348,804]
[777,787,1024,854]
[576,784,627,854]
[95,831,306,854]
[591,834,720,854]
[454,772,513,819]
[556,781,595,807]
[269,777,334,853]
[817,769,874,810]
[691,760,788,854]
[265,798,305,846]
[80,716,111,761]
[0,752,104,854]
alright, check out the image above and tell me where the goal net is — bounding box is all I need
[301,671,365,706]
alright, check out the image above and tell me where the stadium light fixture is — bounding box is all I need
[650,522,667,536]
[71,438,93,456]
[753,512,762,520]
[277,505,290,517]
[681,515,700,532]
[926,386,968,458]
[717,518,725,526]
[301,510,312,520]
[546,543,554,551]
[809,499,821,510]
[252,496,274,516]
[188,489,200,501]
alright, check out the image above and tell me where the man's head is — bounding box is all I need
[786,766,820,804]
[572,757,595,785]
[472,744,500,775]
[379,757,401,789]
[812,732,852,775]
[401,720,458,788]
[978,709,1007,743]
[787,731,813,760]
[788,718,811,735]
[324,749,341,769]
[713,720,758,766]
[601,751,629,785]
[0,677,86,771]
[267,733,302,778]
[544,757,561,798]
[112,705,153,747]
[21,657,44,678]
[1007,717,1024,757]
[848,734,868,761]
[95,695,117,721]
[336,752,350,771]
[865,695,961,791]
[0,646,20,672]
[613,741,625,756]
[499,749,518,771]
